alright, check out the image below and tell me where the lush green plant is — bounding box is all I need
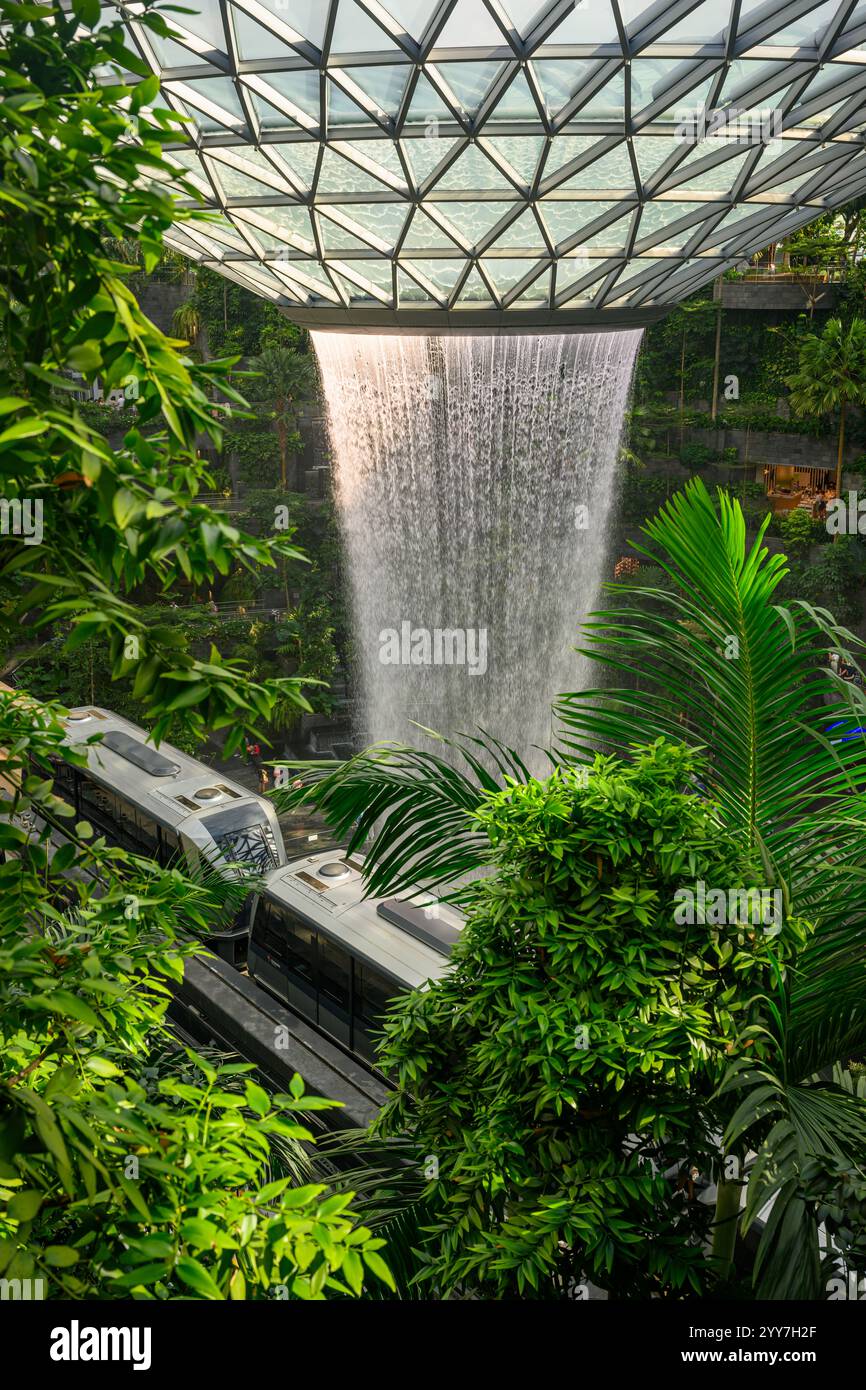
[786,317,866,495]
[285,480,866,1299]
[0,694,392,1298]
[0,0,389,1301]
[247,346,318,491]
[372,741,802,1299]
[0,0,315,751]
[779,507,818,554]
[679,442,716,469]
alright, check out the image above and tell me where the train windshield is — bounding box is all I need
[202,804,280,875]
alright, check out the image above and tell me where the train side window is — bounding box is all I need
[279,908,317,1021]
[317,934,351,1046]
[77,774,124,848]
[49,757,79,811]
[353,960,397,1063]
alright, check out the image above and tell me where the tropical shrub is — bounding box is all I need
[373,741,804,1299]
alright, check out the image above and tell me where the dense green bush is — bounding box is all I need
[679,442,716,469]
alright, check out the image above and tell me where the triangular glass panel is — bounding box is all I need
[619,0,662,32]
[403,207,463,248]
[512,267,550,303]
[256,69,321,120]
[276,260,339,296]
[334,139,408,188]
[234,205,316,246]
[539,198,619,245]
[402,71,454,126]
[342,65,412,117]
[434,143,517,191]
[173,77,247,126]
[268,141,320,188]
[330,1,398,54]
[573,71,626,120]
[401,136,463,187]
[334,202,410,245]
[611,256,669,292]
[630,60,706,118]
[633,135,686,189]
[397,267,438,304]
[556,257,611,301]
[327,78,381,128]
[654,75,717,124]
[433,201,520,246]
[578,211,634,251]
[542,2,620,45]
[750,0,839,45]
[317,147,397,192]
[285,0,328,46]
[482,135,546,187]
[488,70,539,121]
[456,266,496,303]
[231,6,295,61]
[558,145,636,190]
[542,134,606,182]
[795,62,866,110]
[531,60,603,119]
[494,208,545,247]
[162,0,226,51]
[400,259,468,295]
[146,33,215,68]
[328,264,393,303]
[209,145,295,192]
[316,213,376,253]
[434,0,505,47]
[384,0,439,41]
[245,89,315,133]
[660,0,730,43]
[480,257,541,295]
[665,147,751,194]
[432,62,506,116]
[716,58,804,107]
[637,200,706,245]
[203,158,286,200]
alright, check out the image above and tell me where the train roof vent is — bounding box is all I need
[376,899,462,958]
[66,709,107,722]
[102,731,181,778]
[317,860,351,880]
[194,786,223,802]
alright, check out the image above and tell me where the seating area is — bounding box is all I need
[763,463,835,515]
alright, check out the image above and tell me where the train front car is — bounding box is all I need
[55,707,287,965]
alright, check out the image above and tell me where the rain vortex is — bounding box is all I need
[313,330,642,774]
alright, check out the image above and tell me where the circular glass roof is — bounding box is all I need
[124,0,866,330]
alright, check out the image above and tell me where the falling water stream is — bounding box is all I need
[313,330,642,774]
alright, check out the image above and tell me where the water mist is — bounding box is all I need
[313,330,642,773]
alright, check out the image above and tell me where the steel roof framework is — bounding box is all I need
[118,0,866,329]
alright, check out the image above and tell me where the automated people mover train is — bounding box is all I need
[35,706,463,1067]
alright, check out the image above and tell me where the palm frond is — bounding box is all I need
[273,729,539,898]
[557,479,866,864]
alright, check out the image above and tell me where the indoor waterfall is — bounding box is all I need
[313,329,642,773]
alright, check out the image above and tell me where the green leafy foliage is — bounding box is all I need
[0,0,314,754]
[373,742,804,1299]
